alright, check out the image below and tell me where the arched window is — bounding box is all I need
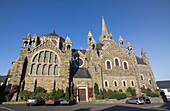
[92,44,95,49]
[149,79,152,85]
[143,84,146,89]
[114,58,119,66]
[67,45,70,50]
[104,80,109,88]
[141,74,144,80]
[123,61,128,69]
[106,60,112,69]
[123,81,127,87]
[114,81,118,87]
[131,81,135,87]
[30,49,61,76]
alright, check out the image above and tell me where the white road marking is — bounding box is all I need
[0,106,13,111]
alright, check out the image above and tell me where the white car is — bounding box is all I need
[126,97,145,105]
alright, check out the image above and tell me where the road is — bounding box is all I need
[0,103,170,111]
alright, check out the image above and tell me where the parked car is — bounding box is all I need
[142,97,151,104]
[45,97,56,106]
[27,96,43,106]
[60,97,70,105]
[126,97,145,105]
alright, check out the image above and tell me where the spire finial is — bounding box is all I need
[53,26,55,33]
[102,16,109,35]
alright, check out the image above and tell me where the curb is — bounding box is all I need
[1,102,26,104]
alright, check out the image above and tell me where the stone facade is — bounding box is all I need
[7,17,157,101]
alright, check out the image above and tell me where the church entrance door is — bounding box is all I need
[78,89,86,101]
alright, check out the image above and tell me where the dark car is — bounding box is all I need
[126,97,145,105]
[45,97,56,106]
[27,96,43,106]
[60,97,70,105]
[143,97,151,104]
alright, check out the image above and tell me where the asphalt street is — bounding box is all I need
[0,103,170,111]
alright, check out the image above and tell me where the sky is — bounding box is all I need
[0,0,170,81]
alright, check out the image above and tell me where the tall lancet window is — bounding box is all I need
[106,60,112,69]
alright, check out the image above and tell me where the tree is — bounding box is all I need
[94,83,99,95]
[65,87,69,98]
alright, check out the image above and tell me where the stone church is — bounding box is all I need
[7,17,157,101]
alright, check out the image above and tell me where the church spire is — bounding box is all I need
[102,16,109,35]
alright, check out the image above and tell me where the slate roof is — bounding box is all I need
[136,56,147,65]
[72,49,86,55]
[157,81,170,89]
[0,76,7,82]
[97,43,104,50]
[71,68,91,78]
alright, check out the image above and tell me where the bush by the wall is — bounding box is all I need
[125,92,132,97]
[4,90,13,102]
[126,87,136,97]
[34,86,46,93]
[65,87,69,98]
[103,89,108,99]
[97,89,103,99]
[19,90,33,101]
[94,83,99,95]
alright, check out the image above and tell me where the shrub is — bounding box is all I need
[98,89,103,99]
[94,83,99,95]
[19,90,33,101]
[56,88,64,99]
[119,89,123,92]
[107,89,114,99]
[125,92,132,97]
[113,91,127,100]
[36,93,49,100]
[34,86,46,93]
[126,87,136,97]
[5,91,14,102]
[103,89,108,99]
[65,87,69,98]
[150,92,159,97]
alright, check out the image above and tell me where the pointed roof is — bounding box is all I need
[141,48,146,54]
[91,38,96,43]
[32,33,37,39]
[46,30,59,36]
[102,16,109,35]
[88,31,93,37]
[65,36,72,43]
[127,42,133,48]
[119,35,124,43]
[23,33,31,40]
[110,32,113,37]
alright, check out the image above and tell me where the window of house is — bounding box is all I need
[131,81,135,87]
[114,81,118,87]
[149,79,152,85]
[123,81,126,87]
[123,62,128,69]
[141,74,144,80]
[106,60,112,69]
[104,80,109,88]
[115,58,119,66]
